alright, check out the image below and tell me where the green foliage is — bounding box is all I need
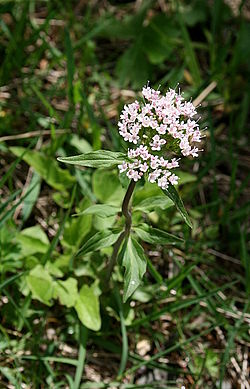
[26,265,54,306]
[133,195,173,212]
[93,168,126,206]
[0,0,249,386]
[53,278,78,308]
[10,147,75,191]
[78,230,120,256]
[122,237,147,302]
[162,185,193,228]
[75,284,101,331]
[62,198,92,249]
[57,150,126,168]
[134,224,183,245]
[77,204,120,218]
[16,225,49,256]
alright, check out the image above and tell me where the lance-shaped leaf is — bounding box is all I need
[57,150,126,168]
[134,224,183,245]
[77,230,120,256]
[162,185,193,228]
[122,237,147,302]
[75,204,120,218]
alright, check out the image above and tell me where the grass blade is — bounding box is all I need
[114,287,128,378]
[74,324,88,389]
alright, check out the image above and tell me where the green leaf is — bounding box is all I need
[26,265,54,306]
[57,150,126,169]
[78,230,120,256]
[75,284,101,331]
[10,147,75,191]
[62,198,92,249]
[45,261,63,277]
[16,225,50,256]
[116,39,152,88]
[122,237,147,303]
[162,185,193,228]
[53,278,78,308]
[21,172,41,222]
[134,225,183,244]
[23,225,49,244]
[93,169,126,206]
[142,17,177,65]
[93,214,116,231]
[77,204,120,218]
[70,135,92,154]
[133,196,173,212]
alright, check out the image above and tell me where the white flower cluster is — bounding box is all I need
[118,86,202,189]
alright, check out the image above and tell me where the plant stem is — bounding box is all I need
[122,180,136,235]
[106,180,136,281]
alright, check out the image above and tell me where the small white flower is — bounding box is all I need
[118,85,203,189]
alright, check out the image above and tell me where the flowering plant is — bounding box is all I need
[58,85,203,311]
[118,86,202,188]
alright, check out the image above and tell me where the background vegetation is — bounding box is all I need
[0,0,249,388]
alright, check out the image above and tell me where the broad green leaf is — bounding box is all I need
[10,147,75,191]
[16,225,49,256]
[92,214,116,231]
[25,256,39,269]
[133,196,173,212]
[78,230,120,256]
[93,169,126,206]
[22,225,49,245]
[122,237,147,302]
[53,278,78,308]
[77,204,120,218]
[26,265,54,306]
[162,185,193,228]
[45,261,63,277]
[134,225,183,245]
[142,15,178,65]
[75,284,101,331]
[57,150,126,168]
[116,39,152,88]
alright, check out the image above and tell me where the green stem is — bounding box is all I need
[122,180,136,235]
[106,180,136,281]
[74,324,88,389]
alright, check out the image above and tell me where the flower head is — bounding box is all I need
[118,85,203,189]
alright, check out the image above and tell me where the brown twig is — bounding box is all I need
[193,81,217,107]
[0,129,68,143]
